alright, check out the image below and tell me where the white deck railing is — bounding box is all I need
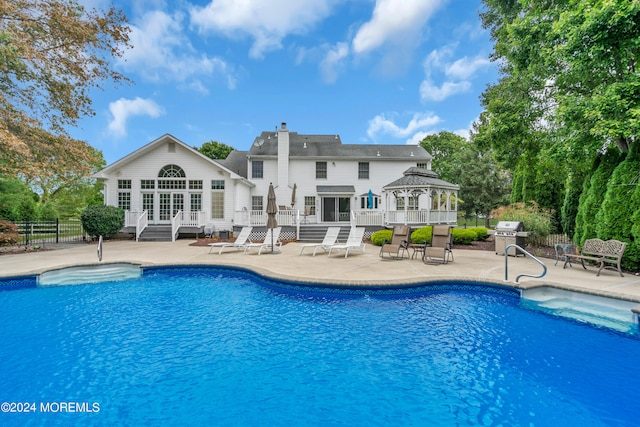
[135,211,148,242]
[125,210,143,227]
[351,210,385,226]
[236,209,300,226]
[179,210,205,227]
[382,210,457,226]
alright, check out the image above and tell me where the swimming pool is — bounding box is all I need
[1,266,639,426]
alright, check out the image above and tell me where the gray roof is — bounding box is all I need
[317,185,356,194]
[384,167,459,190]
[217,150,248,177]
[248,131,432,160]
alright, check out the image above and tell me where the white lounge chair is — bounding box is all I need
[244,227,283,255]
[208,226,253,254]
[299,226,341,256]
[327,227,366,258]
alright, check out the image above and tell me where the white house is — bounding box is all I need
[94,122,459,241]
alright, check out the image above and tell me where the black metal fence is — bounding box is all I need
[16,219,86,246]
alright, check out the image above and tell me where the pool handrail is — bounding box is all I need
[504,244,547,283]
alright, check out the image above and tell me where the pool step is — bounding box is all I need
[38,263,141,287]
[523,297,637,332]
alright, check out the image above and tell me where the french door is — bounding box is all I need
[159,193,184,223]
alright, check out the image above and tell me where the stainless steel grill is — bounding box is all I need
[493,221,530,256]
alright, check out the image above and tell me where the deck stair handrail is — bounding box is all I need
[135,210,148,242]
[504,244,547,283]
[171,210,182,242]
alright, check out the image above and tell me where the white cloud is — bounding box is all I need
[108,97,164,137]
[352,0,446,55]
[419,46,491,102]
[445,55,492,80]
[419,80,471,102]
[367,112,441,142]
[453,128,471,140]
[319,42,350,84]
[190,0,336,59]
[120,10,236,91]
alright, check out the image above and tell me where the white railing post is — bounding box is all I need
[135,210,148,242]
[171,210,182,242]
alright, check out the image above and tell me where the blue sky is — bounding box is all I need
[74,0,498,165]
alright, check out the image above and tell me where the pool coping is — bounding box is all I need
[3,259,640,316]
[1,240,640,314]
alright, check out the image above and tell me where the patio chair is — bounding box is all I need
[379,225,410,260]
[244,227,283,255]
[327,227,366,258]
[204,223,215,238]
[423,225,454,264]
[299,226,341,256]
[208,226,253,254]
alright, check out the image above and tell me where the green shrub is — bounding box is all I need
[410,227,432,244]
[452,228,476,245]
[370,229,392,246]
[0,219,19,246]
[373,225,486,246]
[81,205,124,238]
[467,227,489,241]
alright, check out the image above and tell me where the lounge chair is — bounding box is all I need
[327,227,366,258]
[299,226,341,256]
[208,226,253,254]
[423,225,453,264]
[244,227,283,255]
[379,225,410,259]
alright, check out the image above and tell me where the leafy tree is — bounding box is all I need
[21,140,106,213]
[596,143,640,269]
[419,131,466,182]
[455,148,510,227]
[0,0,130,176]
[479,0,640,242]
[0,177,38,220]
[421,131,510,228]
[197,140,234,160]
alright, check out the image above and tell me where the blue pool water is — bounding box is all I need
[1,266,640,426]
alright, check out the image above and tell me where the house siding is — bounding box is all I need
[95,126,455,232]
[100,137,244,228]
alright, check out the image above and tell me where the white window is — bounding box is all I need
[211,180,225,219]
[252,196,263,211]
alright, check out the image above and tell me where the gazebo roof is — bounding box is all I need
[383,167,459,191]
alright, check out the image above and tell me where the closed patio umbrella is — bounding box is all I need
[291,183,297,208]
[266,182,278,253]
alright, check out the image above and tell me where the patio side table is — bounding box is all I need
[409,243,426,260]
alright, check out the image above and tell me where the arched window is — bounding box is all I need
[157,164,186,190]
[158,164,186,178]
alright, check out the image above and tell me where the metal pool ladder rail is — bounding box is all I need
[97,235,103,262]
[504,244,547,283]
